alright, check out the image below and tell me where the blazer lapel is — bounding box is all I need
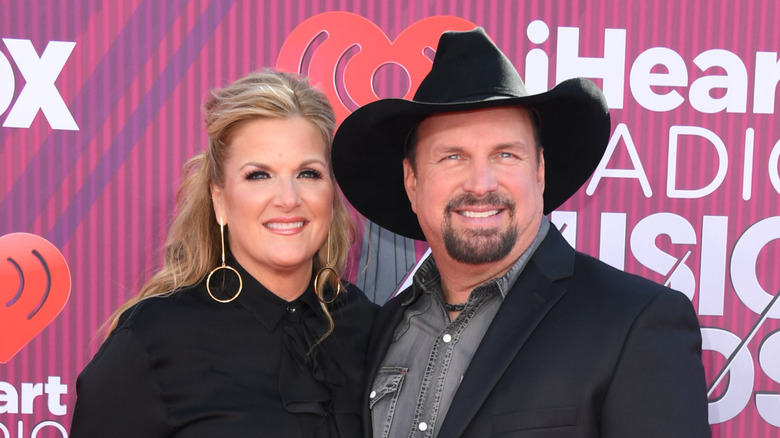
[437,227,575,437]
[362,290,407,438]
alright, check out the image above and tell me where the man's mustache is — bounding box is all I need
[445,193,516,214]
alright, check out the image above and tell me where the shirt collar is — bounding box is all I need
[497,215,549,296]
[404,215,551,306]
[226,257,321,331]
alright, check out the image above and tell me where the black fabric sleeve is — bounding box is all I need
[70,327,170,438]
[601,289,712,437]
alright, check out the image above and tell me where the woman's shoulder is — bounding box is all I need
[339,281,379,309]
[328,281,379,328]
[113,283,208,335]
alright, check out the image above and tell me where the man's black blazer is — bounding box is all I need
[363,226,711,437]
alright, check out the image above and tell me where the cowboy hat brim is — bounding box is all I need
[332,77,610,242]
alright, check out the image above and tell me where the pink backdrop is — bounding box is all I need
[0,1,778,436]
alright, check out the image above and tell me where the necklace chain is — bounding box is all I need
[443,302,467,312]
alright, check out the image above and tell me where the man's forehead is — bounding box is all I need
[417,106,535,142]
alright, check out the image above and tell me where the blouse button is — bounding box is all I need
[442,334,452,343]
[418,422,428,431]
[286,304,297,314]
[369,390,377,399]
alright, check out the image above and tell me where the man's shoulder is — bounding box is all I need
[366,286,413,336]
[572,249,670,292]
[379,287,412,313]
[567,248,697,319]
[534,226,674,298]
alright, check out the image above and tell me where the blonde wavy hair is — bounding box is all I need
[106,70,355,338]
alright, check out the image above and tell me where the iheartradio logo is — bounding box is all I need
[276,12,476,123]
[0,233,71,363]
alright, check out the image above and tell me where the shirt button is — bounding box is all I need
[286,305,297,314]
[442,334,452,343]
[418,422,428,431]
[369,391,377,399]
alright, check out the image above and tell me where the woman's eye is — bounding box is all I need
[245,170,270,180]
[299,169,323,179]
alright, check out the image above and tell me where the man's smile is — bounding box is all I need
[458,209,501,218]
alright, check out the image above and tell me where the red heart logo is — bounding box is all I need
[0,233,71,363]
[277,12,476,122]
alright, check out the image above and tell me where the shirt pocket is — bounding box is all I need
[369,366,408,438]
[490,406,579,436]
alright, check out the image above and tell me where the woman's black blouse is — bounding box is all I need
[70,261,378,437]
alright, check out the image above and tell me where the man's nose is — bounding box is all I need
[462,158,499,196]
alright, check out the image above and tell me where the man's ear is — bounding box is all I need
[537,151,546,192]
[210,183,225,224]
[402,158,418,214]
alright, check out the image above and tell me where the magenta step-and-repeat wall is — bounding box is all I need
[1,1,779,436]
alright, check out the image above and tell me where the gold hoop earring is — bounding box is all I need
[314,231,342,304]
[207,217,243,303]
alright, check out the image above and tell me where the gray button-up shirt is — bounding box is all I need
[370,217,550,438]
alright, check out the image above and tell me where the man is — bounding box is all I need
[332,28,710,438]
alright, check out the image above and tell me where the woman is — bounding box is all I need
[71,70,378,437]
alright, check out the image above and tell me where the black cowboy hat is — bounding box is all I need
[332,27,610,241]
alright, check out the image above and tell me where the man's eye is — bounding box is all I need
[299,169,323,179]
[445,154,460,160]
